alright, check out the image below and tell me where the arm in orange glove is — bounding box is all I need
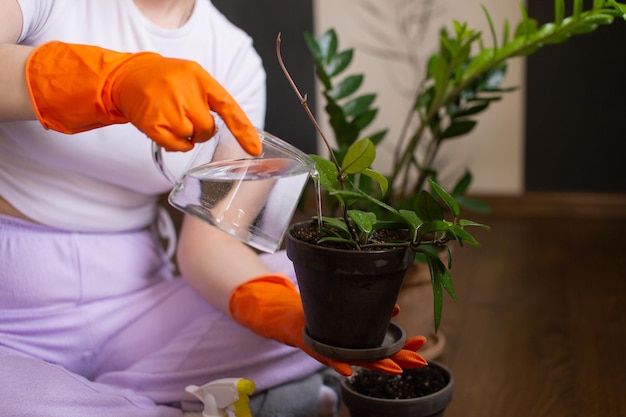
[24,41,261,154]
[229,274,428,377]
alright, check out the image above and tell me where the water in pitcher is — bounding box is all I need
[170,157,311,253]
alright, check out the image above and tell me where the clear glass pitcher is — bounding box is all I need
[152,117,315,253]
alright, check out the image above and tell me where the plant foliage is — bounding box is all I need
[306,0,626,210]
[288,0,626,331]
[389,0,626,198]
[309,138,488,330]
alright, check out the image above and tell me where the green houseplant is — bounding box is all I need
[298,0,626,345]
[279,32,472,417]
[277,38,488,355]
[282,1,626,416]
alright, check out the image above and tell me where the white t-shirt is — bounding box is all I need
[0,0,266,232]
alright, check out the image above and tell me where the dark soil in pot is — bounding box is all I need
[289,219,410,250]
[346,364,450,399]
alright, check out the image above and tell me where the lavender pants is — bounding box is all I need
[0,215,324,416]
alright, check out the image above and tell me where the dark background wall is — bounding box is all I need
[211,0,317,154]
[525,1,626,193]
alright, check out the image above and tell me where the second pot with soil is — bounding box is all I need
[340,361,454,417]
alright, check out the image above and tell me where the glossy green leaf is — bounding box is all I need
[315,66,332,91]
[321,216,351,236]
[450,102,489,118]
[310,154,341,190]
[429,54,449,93]
[317,29,338,64]
[508,41,541,58]
[427,253,456,331]
[424,56,439,85]
[453,43,473,83]
[342,138,375,174]
[323,98,358,149]
[348,210,376,234]
[419,220,452,235]
[449,224,480,247]
[361,168,388,195]
[342,94,376,117]
[439,119,477,140]
[534,22,564,43]
[330,193,360,209]
[415,244,440,261]
[502,18,511,46]
[481,4,498,49]
[415,190,444,222]
[303,32,322,62]
[317,236,358,247]
[357,189,399,216]
[398,209,422,229]
[327,49,354,77]
[328,74,364,100]
[429,253,456,300]
[352,109,378,130]
[439,32,455,63]
[569,22,600,35]
[581,13,615,26]
[438,25,452,56]
[429,178,460,217]
[459,219,491,230]
[452,20,464,38]
[452,170,472,197]
[368,220,407,232]
[519,2,533,37]
[462,48,496,82]
[455,196,492,213]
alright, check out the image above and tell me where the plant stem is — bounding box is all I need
[276,33,359,243]
[276,33,341,172]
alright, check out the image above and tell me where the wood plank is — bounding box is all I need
[470,192,626,219]
[406,214,626,417]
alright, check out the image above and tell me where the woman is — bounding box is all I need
[0,1,426,416]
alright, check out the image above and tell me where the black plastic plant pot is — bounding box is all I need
[340,362,454,417]
[286,221,414,351]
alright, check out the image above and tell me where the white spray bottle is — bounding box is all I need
[186,378,256,417]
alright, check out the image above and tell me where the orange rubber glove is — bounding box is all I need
[229,274,428,376]
[25,41,261,154]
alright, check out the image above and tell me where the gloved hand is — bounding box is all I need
[229,274,428,376]
[25,41,261,154]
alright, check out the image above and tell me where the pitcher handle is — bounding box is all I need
[151,142,178,185]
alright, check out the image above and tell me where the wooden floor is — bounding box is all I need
[386,193,626,417]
